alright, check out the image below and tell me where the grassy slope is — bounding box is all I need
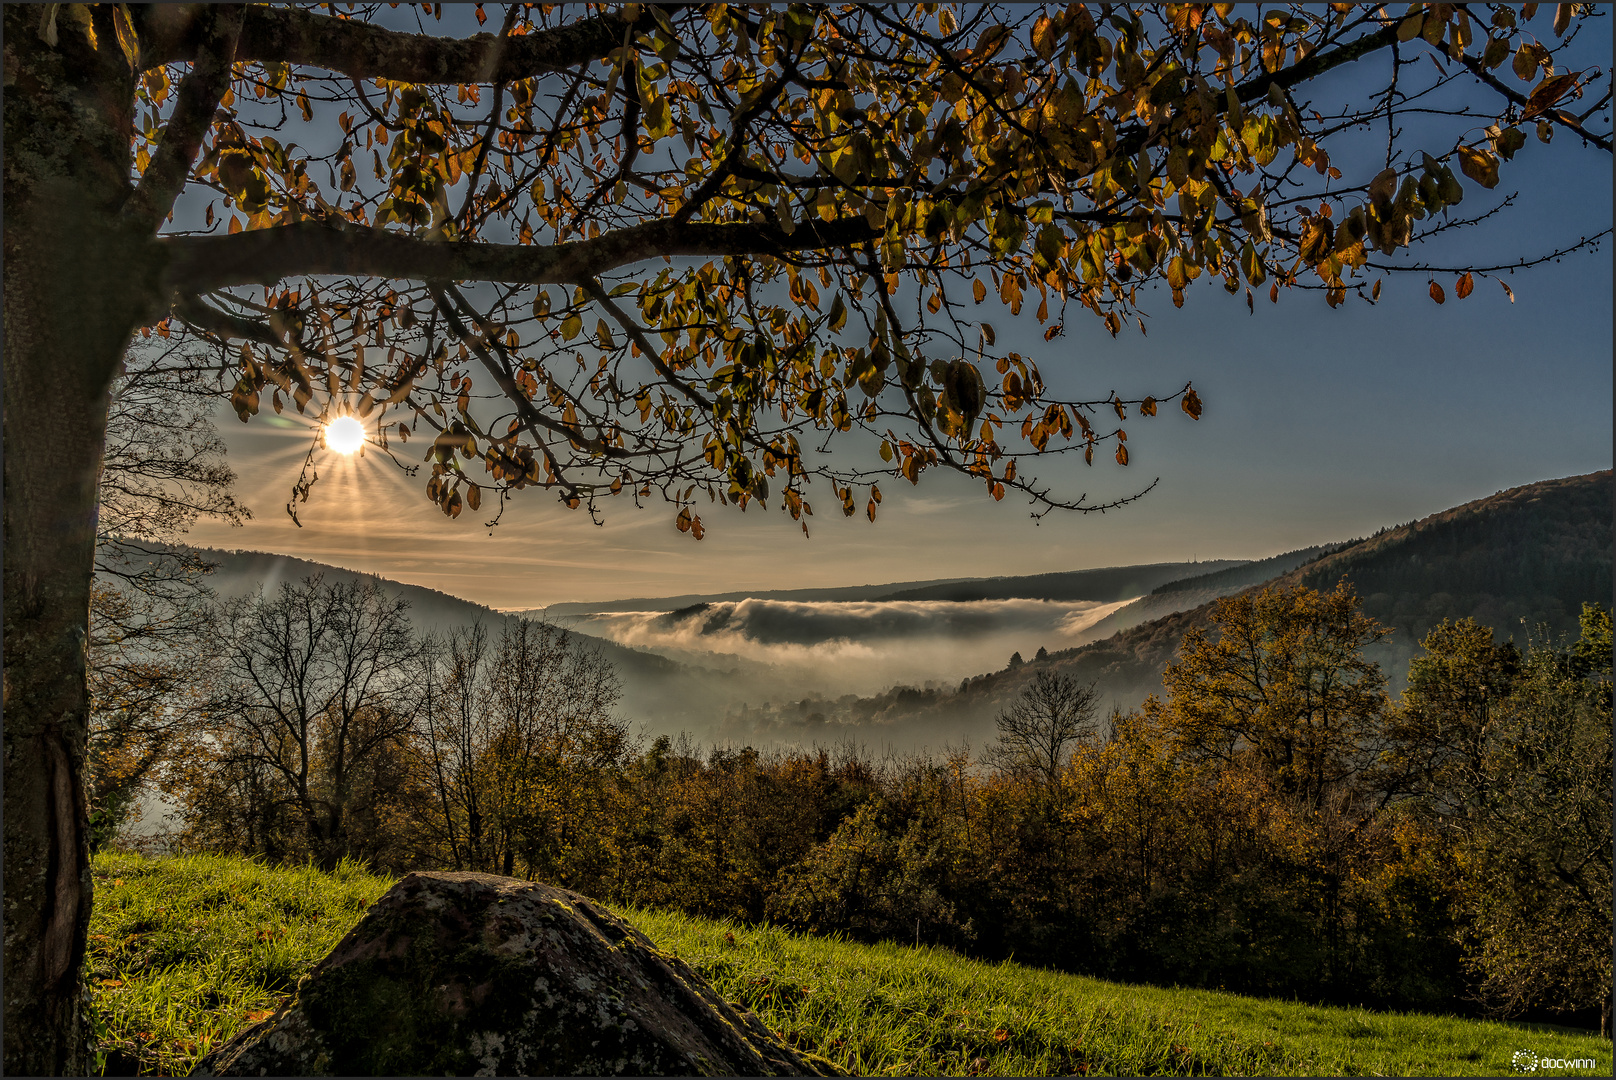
[87,853,1608,1077]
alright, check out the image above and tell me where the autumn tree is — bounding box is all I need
[4,3,1611,1070]
[1403,606,1613,1034]
[1154,583,1392,808]
[1382,617,1521,815]
[413,617,629,878]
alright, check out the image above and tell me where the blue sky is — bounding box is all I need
[181,7,1613,609]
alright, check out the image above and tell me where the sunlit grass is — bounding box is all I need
[624,907,1609,1077]
[87,852,1608,1076]
[85,851,392,1076]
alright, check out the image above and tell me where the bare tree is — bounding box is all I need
[204,576,418,869]
[415,618,628,879]
[87,362,251,849]
[988,670,1101,790]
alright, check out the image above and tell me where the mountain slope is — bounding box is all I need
[104,545,781,735]
[719,471,1612,748]
[1073,543,1341,643]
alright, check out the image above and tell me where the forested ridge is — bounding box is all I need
[741,470,1611,739]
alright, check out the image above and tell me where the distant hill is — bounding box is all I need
[533,559,1245,616]
[1071,544,1342,643]
[872,560,1246,604]
[533,577,978,616]
[719,472,1613,749]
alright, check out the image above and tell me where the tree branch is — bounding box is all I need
[121,5,244,233]
[159,216,883,294]
[1456,54,1612,153]
[136,3,651,84]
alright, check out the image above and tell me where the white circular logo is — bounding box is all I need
[1512,1049,1539,1073]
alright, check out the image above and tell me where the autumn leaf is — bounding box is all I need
[1181,389,1203,419]
[1429,280,1446,304]
[1522,72,1579,119]
[1455,272,1474,299]
[1455,146,1499,189]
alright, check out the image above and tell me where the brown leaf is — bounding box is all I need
[1368,168,1398,209]
[1455,272,1474,299]
[1500,278,1515,303]
[1523,72,1578,118]
[1429,280,1446,304]
[1512,41,1539,82]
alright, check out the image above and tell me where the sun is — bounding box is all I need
[325,415,366,455]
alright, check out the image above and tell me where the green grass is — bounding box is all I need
[85,850,393,1076]
[87,852,1609,1077]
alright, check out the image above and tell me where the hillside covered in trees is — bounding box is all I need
[726,471,1611,744]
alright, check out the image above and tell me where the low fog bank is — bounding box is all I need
[552,595,1137,698]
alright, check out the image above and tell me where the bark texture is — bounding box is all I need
[193,871,836,1077]
[2,8,156,1073]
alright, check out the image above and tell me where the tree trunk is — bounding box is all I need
[3,10,155,1072]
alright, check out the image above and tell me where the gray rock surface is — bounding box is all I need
[191,871,829,1076]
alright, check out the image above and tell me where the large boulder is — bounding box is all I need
[192,871,829,1076]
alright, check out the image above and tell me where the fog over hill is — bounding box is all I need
[120,547,1234,743]
[720,471,1613,752]
[119,471,1608,755]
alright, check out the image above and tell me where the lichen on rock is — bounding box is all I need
[191,871,828,1077]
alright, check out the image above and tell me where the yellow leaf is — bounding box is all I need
[1455,146,1499,189]
[111,5,140,72]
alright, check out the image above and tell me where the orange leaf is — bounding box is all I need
[1455,272,1473,299]
[1115,443,1129,466]
[1429,280,1446,304]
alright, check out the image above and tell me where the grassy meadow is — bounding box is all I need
[85,851,1608,1077]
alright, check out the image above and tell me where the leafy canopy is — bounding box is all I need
[114,2,1611,534]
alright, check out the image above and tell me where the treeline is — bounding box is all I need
[89,576,1612,1035]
